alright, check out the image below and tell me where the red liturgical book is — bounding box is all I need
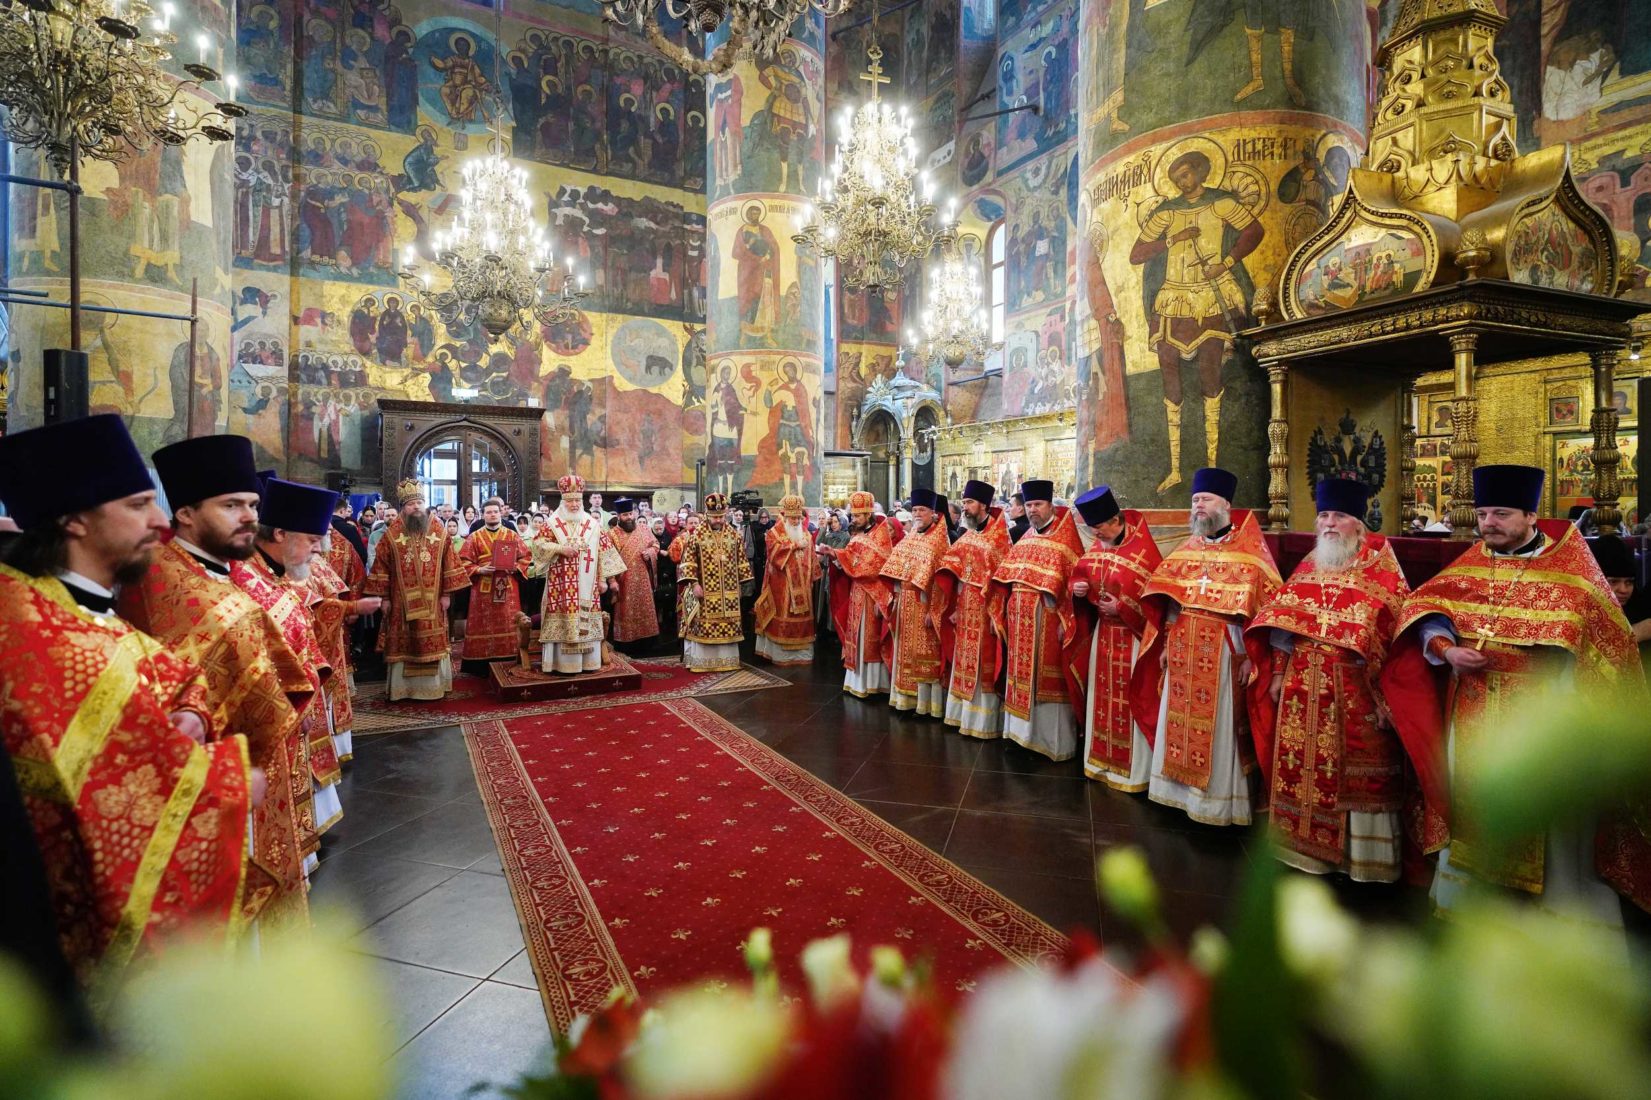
[492,539,518,572]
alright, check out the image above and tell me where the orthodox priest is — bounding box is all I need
[533,475,626,674]
[880,488,951,717]
[824,490,894,697]
[1130,467,1280,826]
[935,480,1010,738]
[242,477,344,853]
[676,493,752,672]
[1066,485,1161,790]
[988,480,1085,760]
[364,479,469,699]
[322,523,368,762]
[121,434,314,929]
[0,416,254,986]
[608,498,662,647]
[754,494,820,665]
[1393,465,1651,920]
[1249,480,1419,882]
[458,497,532,670]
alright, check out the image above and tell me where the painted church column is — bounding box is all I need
[7,0,237,449]
[1591,345,1624,535]
[1074,0,1372,510]
[702,16,826,505]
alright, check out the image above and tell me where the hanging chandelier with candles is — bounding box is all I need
[398,144,587,342]
[604,0,852,74]
[0,0,241,178]
[793,18,938,292]
[909,221,993,370]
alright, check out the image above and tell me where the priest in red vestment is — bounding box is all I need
[1129,467,1280,826]
[0,416,254,990]
[322,527,371,762]
[934,480,1011,739]
[241,477,343,861]
[1065,486,1162,789]
[755,494,821,665]
[824,490,894,697]
[880,488,952,716]
[1392,464,1651,923]
[122,434,314,930]
[364,478,470,700]
[607,497,662,647]
[458,497,532,668]
[988,480,1085,760]
[1249,480,1415,882]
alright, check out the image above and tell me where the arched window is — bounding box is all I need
[986,219,1006,345]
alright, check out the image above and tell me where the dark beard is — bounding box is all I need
[404,512,428,535]
[619,518,636,531]
[113,553,153,586]
[203,527,257,561]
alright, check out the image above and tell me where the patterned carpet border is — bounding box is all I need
[464,699,1071,1032]
[352,659,788,735]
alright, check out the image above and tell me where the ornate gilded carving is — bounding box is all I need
[1590,346,1623,535]
[1454,228,1490,276]
[1265,363,1290,532]
[1446,332,1479,536]
[1399,385,1418,529]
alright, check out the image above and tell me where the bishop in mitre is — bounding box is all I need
[533,474,626,674]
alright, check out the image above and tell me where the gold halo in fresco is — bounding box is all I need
[1151,135,1230,201]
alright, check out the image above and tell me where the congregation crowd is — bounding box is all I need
[3,410,1650,1032]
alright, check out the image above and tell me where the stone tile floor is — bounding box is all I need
[314,636,1426,1099]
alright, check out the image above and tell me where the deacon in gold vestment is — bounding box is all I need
[825,491,894,697]
[935,481,1010,738]
[988,480,1085,760]
[608,497,662,646]
[1129,468,1279,826]
[1248,481,1414,883]
[533,475,628,673]
[364,479,470,700]
[677,493,753,672]
[1393,465,1651,923]
[754,494,821,666]
[122,434,314,928]
[1065,488,1162,790]
[0,416,254,992]
[459,498,532,663]
[880,488,951,717]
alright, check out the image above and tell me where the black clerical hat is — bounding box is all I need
[1020,479,1054,503]
[0,414,154,528]
[962,479,995,506]
[1074,486,1120,526]
[909,488,941,511]
[1190,467,1238,502]
[153,435,263,510]
[1472,464,1544,513]
[612,498,636,515]
[1314,477,1369,520]
[259,478,339,537]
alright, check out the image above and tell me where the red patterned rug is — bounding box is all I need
[466,699,1071,1031]
[352,658,787,735]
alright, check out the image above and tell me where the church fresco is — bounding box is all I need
[705,195,820,357]
[994,4,1077,176]
[1294,223,1427,316]
[1508,202,1602,293]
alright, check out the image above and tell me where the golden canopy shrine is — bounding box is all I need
[1247,0,1647,539]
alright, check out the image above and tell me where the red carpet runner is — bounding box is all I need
[354,659,786,734]
[466,699,1070,1030]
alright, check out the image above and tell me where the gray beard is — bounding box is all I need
[1313,531,1360,572]
[962,511,984,531]
[1189,508,1230,538]
[403,512,428,536]
[287,559,313,582]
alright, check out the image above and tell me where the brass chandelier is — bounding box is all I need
[910,220,993,369]
[793,11,937,292]
[0,0,241,178]
[603,0,851,74]
[398,140,588,342]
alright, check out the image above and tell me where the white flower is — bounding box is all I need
[799,934,860,1010]
[1276,877,1358,989]
[943,960,1184,1100]
[624,988,789,1100]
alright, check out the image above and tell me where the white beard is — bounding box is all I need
[287,559,313,582]
[1189,508,1230,538]
[785,520,808,546]
[557,504,586,526]
[1313,531,1360,573]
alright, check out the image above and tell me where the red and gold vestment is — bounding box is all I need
[459,525,532,659]
[1128,510,1280,789]
[988,509,1085,720]
[364,524,470,665]
[1392,519,1651,908]
[534,512,628,645]
[754,522,821,660]
[677,524,751,644]
[1,565,252,992]
[305,557,358,757]
[934,511,1011,704]
[1065,511,1163,779]
[829,517,895,671]
[879,517,951,696]
[118,540,313,926]
[609,523,663,643]
[1249,535,1412,868]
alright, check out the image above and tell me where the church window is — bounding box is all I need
[986,219,1006,344]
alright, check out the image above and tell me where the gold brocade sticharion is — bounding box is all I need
[459,524,533,659]
[755,523,822,663]
[364,524,471,666]
[934,511,1011,717]
[879,516,951,710]
[676,524,752,646]
[117,540,314,928]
